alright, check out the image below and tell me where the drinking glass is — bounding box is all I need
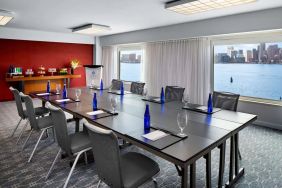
[56,84,61,94]
[177,111,188,137]
[143,88,148,98]
[75,89,82,101]
[182,94,189,107]
[110,97,118,114]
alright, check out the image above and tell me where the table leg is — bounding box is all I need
[218,141,226,187]
[180,166,188,188]
[74,118,80,132]
[190,163,196,188]
[226,135,245,187]
[204,152,211,188]
[229,136,234,183]
[235,133,239,175]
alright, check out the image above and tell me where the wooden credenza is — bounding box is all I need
[6,74,81,93]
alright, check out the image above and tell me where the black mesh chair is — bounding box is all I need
[130,82,145,95]
[213,91,240,111]
[165,86,185,102]
[46,103,91,188]
[9,87,49,143]
[111,79,123,90]
[84,119,160,188]
[20,93,54,163]
[212,91,241,186]
[213,91,241,158]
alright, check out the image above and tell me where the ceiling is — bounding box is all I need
[1,0,282,36]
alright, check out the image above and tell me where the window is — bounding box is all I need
[118,47,143,82]
[214,41,282,101]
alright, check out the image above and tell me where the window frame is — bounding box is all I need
[211,31,282,104]
[117,45,144,83]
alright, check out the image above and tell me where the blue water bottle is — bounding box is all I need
[160,87,165,104]
[144,104,150,130]
[47,80,50,93]
[93,93,98,111]
[100,79,103,90]
[207,93,213,114]
[120,82,124,95]
[63,84,67,99]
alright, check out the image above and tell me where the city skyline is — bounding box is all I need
[215,42,282,64]
[120,50,142,63]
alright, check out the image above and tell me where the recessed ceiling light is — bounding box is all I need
[72,24,111,35]
[165,0,257,15]
[0,9,14,26]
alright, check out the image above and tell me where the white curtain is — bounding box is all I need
[144,38,211,105]
[101,46,116,87]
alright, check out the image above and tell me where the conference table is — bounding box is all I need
[31,87,257,188]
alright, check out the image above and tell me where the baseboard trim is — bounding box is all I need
[253,120,282,131]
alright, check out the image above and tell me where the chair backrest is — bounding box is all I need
[111,79,122,90]
[47,102,71,155]
[212,91,240,111]
[20,93,39,130]
[83,119,123,187]
[130,82,145,95]
[9,87,25,118]
[165,86,185,102]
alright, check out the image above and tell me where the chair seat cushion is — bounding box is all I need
[36,116,53,129]
[121,152,160,188]
[69,132,91,154]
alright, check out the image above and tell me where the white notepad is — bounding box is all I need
[36,93,50,96]
[153,98,161,102]
[56,99,71,103]
[86,110,104,116]
[142,130,169,141]
[196,106,208,111]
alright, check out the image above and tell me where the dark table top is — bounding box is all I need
[32,88,257,165]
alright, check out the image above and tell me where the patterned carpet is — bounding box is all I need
[0,99,282,188]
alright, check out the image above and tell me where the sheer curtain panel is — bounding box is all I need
[144,38,211,105]
[101,46,115,87]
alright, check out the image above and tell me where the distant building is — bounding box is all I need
[267,44,279,63]
[231,50,237,62]
[247,50,253,62]
[252,48,258,62]
[227,46,234,57]
[121,54,130,62]
[129,54,136,61]
[236,50,245,63]
[216,53,230,63]
[259,43,266,62]
[279,49,282,63]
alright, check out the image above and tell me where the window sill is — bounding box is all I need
[239,96,282,107]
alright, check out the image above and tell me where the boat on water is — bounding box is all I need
[230,77,233,83]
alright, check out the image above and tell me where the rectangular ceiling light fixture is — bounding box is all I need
[72,24,111,35]
[165,0,257,15]
[0,9,13,26]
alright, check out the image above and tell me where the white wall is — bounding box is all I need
[95,37,102,65]
[238,101,282,130]
[0,27,95,44]
[100,7,282,130]
[100,7,282,46]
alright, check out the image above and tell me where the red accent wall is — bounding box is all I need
[0,39,94,101]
